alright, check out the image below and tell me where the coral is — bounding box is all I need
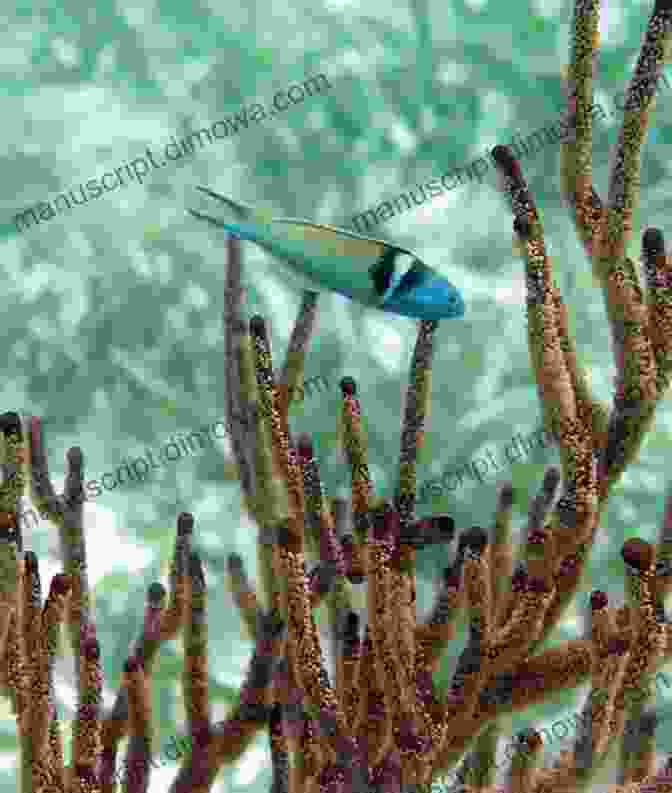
[4,0,672,790]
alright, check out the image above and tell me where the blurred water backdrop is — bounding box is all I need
[2,0,672,789]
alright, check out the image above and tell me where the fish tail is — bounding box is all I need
[187,210,263,243]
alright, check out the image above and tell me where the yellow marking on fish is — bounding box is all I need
[282,222,385,258]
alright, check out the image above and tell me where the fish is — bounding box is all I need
[188,186,466,321]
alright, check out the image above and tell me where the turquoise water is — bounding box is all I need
[2,0,672,789]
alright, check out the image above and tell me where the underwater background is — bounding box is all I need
[2,0,672,789]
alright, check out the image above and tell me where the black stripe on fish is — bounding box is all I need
[369,247,400,297]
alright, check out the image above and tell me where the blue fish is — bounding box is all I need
[188,187,465,321]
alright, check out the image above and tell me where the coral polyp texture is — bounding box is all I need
[6,0,672,791]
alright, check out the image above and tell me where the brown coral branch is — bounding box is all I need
[121,656,153,793]
[184,552,210,750]
[226,552,261,641]
[276,289,319,419]
[101,513,192,783]
[560,0,603,261]
[510,728,544,793]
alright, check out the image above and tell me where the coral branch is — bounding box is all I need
[6,4,672,790]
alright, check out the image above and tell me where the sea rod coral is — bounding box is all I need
[4,0,672,790]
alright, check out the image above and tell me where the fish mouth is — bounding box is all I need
[382,296,465,320]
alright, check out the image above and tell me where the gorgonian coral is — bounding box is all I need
[4,0,672,790]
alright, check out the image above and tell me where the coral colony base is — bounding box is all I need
[6,1,672,792]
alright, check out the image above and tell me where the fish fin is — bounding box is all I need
[194,187,255,219]
[194,187,274,224]
[273,217,409,251]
